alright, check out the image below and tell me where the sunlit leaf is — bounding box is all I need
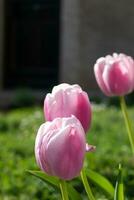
[85,169,114,198]
[27,170,59,187]
[27,170,82,200]
[114,164,124,200]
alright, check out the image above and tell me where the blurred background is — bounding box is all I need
[0,0,134,108]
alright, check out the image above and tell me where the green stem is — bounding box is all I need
[59,179,69,200]
[80,168,95,200]
[120,96,134,154]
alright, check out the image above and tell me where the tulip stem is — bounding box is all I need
[59,179,69,200]
[80,168,95,200]
[120,96,134,154]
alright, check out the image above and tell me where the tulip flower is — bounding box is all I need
[35,116,86,180]
[94,53,134,96]
[44,83,92,133]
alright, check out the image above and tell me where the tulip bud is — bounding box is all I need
[44,83,92,132]
[94,53,134,96]
[35,116,86,180]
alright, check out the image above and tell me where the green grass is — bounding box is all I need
[0,105,134,199]
[87,104,134,199]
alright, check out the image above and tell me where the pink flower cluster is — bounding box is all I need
[35,52,134,181]
[35,84,92,180]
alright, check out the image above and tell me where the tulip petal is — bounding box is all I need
[94,58,112,96]
[94,53,134,96]
[44,83,92,132]
[104,61,131,96]
[35,116,86,180]
[86,143,96,152]
[46,125,85,180]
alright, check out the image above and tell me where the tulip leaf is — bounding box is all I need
[27,170,83,200]
[67,184,83,200]
[27,170,59,187]
[114,164,124,200]
[85,169,114,198]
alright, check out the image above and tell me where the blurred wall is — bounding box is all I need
[0,0,134,94]
[0,0,4,90]
[60,0,134,93]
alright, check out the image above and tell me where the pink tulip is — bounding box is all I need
[35,116,86,180]
[94,53,134,96]
[44,83,92,133]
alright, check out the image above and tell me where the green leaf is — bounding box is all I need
[85,169,114,198]
[27,170,82,200]
[114,164,124,200]
[27,170,59,187]
[67,184,83,200]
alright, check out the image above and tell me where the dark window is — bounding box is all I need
[4,0,60,89]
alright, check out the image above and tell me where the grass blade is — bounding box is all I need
[85,169,114,198]
[67,184,83,200]
[114,164,124,200]
[27,170,82,200]
[27,170,59,187]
